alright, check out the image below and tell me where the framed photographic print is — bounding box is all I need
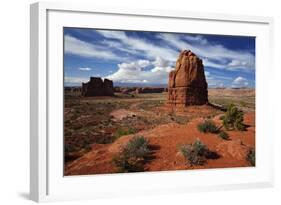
[30,2,274,202]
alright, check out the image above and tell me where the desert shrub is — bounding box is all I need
[169,113,189,125]
[179,139,210,166]
[64,144,77,153]
[122,136,150,158]
[112,154,145,172]
[114,127,136,138]
[72,123,83,130]
[112,136,150,172]
[247,148,255,166]
[240,101,247,107]
[218,131,230,140]
[221,104,246,131]
[70,114,79,121]
[197,120,219,133]
[94,135,116,144]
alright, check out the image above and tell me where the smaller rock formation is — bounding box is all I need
[168,50,208,107]
[82,77,114,96]
[113,86,122,93]
[121,88,136,94]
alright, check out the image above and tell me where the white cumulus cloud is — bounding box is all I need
[232,76,249,87]
[106,58,173,84]
[117,59,150,72]
[153,56,170,67]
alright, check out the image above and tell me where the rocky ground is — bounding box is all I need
[64,88,255,175]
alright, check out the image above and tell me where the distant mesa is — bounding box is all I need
[168,50,208,107]
[135,87,166,94]
[82,77,114,96]
[64,87,81,93]
[114,87,167,94]
[117,87,135,94]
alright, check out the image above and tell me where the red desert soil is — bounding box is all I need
[65,106,255,176]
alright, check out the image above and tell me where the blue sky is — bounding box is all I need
[64,27,255,88]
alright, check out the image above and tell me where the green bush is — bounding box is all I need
[247,148,255,166]
[218,131,229,140]
[197,120,219,133]
[122,136,150,158]
[179,139,210,166]
[221,104,246,131]
[114,127,136,138]
[112,154,144,172]
[112,136,150,172]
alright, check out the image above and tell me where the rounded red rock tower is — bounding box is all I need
[168,50,208,107]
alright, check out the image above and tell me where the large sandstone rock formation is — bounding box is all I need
[82,77,114,96]
[168,50,208,106]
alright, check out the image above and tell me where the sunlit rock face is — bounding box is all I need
[168,50,208,107]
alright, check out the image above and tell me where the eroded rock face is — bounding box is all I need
[168,50,208,106]
[82,77,114,96]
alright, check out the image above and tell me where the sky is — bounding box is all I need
[64,27,255,88]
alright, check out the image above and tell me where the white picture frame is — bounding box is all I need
[30,2,274,202]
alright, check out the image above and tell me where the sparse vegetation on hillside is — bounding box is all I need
[112,136,151,172]
[179,139,210,166]
[168,112,190,125]
[138,100,164,110]
[197,120,219,133]
[218,131,230,140]
[221,104,246,131]
[246,148,255,166]
[114,127,136,138]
